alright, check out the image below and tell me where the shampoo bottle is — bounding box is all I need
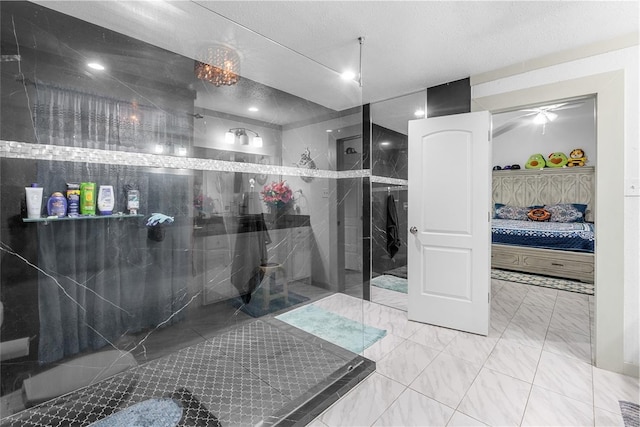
[25,184,43,219]
[97,185,115,215]
[47,192,67,218]
[80,182,96,215]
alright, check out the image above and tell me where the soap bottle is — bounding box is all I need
[25,184,44,219]
[47,192,67,218]
[80,182,96,215]
[97,185,115,215]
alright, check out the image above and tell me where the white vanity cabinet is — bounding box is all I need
[266,226,312,283]
[196,224,312,305]
[195,233,236,305]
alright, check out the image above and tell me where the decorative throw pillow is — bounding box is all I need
[527,208,551,221]
[494,204,530,221]
[544,203,587,223]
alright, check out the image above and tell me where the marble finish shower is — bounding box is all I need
[0,2,370,424]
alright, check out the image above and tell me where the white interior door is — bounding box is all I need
[407,112,491,335]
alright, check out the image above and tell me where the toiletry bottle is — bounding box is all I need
[47,192,67,218]
[66,183,80,217]
[80,182,96,215]
[127,189,140,215]
[97,185,115,215]
[25,184,44,219]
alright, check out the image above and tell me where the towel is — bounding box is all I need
[386,194,402,258]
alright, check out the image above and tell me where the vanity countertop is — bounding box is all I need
[193,214,310,237]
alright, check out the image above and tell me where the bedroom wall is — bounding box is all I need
[472,43,639,373]
[492,97,597,169]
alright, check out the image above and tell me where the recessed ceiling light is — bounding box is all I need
[414,109,425,117]
[248,106,259,112]
[380,141,391,146]
[340,70,356,81]
[87,62,105,71]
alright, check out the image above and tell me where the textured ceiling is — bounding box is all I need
[26,0,638,135]
[35,1,639,110]
[199,1,639,104]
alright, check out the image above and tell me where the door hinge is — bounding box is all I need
[488,293,490,303]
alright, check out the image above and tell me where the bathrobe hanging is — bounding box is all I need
[386,194,402,258]
[231,191,271,302]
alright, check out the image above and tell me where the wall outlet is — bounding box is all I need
[625,178,640,196]
[322,189,330,198]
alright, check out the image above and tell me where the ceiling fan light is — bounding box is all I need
[533,113,547,124]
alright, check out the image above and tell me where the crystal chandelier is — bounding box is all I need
[194,46,240,87]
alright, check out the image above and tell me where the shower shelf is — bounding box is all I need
[23,214,144,224]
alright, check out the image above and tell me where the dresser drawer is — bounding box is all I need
[491,250,520,267]
[521,254,594,275]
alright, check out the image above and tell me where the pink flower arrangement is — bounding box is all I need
[261,180,293,209]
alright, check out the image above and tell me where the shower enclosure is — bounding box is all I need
[0,2,370,425]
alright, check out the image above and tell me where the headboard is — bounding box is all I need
[492,166,595,222]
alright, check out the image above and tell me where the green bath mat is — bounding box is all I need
[276,304,386,353]
[371,274,408,293]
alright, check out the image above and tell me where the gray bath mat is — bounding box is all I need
[620,401,639,427]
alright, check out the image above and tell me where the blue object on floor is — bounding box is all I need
[230,289,309,317]
[371,274,408,294]
[276,304,386,353]
[89,398,182,426]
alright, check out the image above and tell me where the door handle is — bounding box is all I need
[410,226,418,234]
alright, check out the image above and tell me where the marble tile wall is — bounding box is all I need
[0,1,365,420]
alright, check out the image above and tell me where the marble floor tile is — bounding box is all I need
[489,307,512,335]
[446,411,488,426]
[510,303,553,331]
[548,310,590,337]
[592,366,640,414]
[376,339,440,386]
[458,367,531,426]
[491,292,523,317]
[442,332,498,366]
[491,279,504,294]
[594,407,625,426]
[557,289,590,302]
[372,388,454,427]
[520,290,556,309]
[554,297,590,316]
[320,372,405,427]
[362,333,406,362]
[407,323,459,351]
[543,327,592,363]
[521,385,594,426]
[533,350,593,403]
[500,321,547,350]
[484,339,542,383]
[362,303,422,339]
[410,352,482,408]
[307,418,329,427]
[371,286,408,311]
[500,281,531,296]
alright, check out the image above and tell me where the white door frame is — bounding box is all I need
[473,70,626,373]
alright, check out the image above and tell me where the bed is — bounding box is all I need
[491,167,595,283]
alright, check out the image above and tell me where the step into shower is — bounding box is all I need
[1,317,374,426]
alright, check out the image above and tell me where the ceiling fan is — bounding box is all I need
[492,101,584,138]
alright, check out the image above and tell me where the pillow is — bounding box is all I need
[544,203,587,223]
[527,208,551,221]
[494,204,530,221]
